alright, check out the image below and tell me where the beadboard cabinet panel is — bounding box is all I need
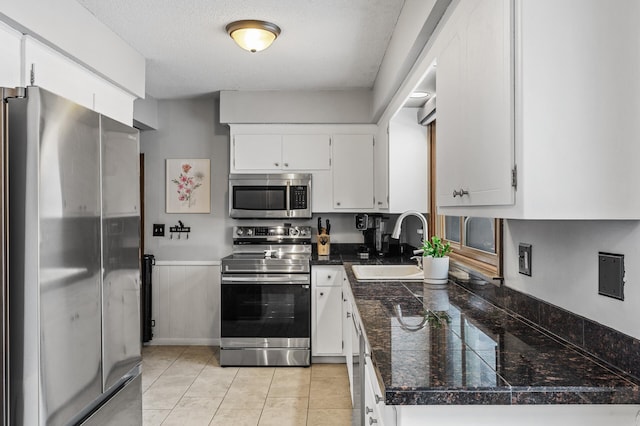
[151,263,220,345]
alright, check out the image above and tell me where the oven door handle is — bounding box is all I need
[222,275,310,284]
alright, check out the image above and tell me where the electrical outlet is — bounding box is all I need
[152,224,165,237]
[518,243,532,276]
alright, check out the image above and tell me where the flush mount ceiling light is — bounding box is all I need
[226,20,281,53]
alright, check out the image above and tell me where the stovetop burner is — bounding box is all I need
[222,224,313,273]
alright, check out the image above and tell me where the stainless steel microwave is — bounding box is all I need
[229,173,312,219]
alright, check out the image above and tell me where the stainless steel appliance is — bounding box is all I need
[229,173,312,219]
[6,87,141,425]
[221,225,312,366]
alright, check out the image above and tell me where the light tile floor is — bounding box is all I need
[142,346,353,426]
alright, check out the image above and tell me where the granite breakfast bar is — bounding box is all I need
[317,250,640,425]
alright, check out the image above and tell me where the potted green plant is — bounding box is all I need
[422,236,452,286]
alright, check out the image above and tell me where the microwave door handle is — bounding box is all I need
[286,180,291,217]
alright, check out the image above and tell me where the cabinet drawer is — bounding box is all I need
[313,267,343,287]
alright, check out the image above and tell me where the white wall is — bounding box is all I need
[372,0,451,121]
[504,220,640,340]
[220,90,373,124]
[134,95,159,130]
[141,96,229,261]
[141,96,366,262]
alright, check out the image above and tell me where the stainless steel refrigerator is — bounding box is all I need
[4,86,142,425]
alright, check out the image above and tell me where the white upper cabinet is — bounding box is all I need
[332,134,375,210]
[436,0,640,219]
[233,134,283,170]
[229,124,379,213]
[436,0,514,209]
[23,36,136,125]
[232,134,331,171]
[387,108,429,213]
[282,135,331,170]
[0,22,22,88]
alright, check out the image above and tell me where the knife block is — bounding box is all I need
[317,234,330,256]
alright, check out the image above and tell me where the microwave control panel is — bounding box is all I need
[290,186,308,209]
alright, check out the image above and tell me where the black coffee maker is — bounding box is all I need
[355,214,400,256]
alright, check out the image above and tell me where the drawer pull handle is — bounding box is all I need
[365,406,373,414]
[369,418,378,425]
[453,188,470,198]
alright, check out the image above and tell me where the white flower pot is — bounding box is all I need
[423,256,450,286]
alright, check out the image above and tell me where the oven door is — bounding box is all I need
[221,273,311,345]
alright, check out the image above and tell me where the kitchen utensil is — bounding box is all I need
[326,219,331,235]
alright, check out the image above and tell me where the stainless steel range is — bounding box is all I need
[220,225,312,367]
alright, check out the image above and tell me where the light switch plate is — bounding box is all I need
[518,243,532,276]
[153,224,165,237]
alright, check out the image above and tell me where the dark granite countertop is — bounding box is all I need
[313,246,640,405]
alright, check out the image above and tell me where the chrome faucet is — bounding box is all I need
[391,210,429,244]
[410,255,423,269]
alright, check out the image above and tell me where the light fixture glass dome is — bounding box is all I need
[226,20,281,53]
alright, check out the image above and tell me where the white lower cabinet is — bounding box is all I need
[312,266,344,357]
[151,262,220,345]
[342,284,354,403]
[364,357,386,426]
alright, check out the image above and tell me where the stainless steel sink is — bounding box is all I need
[351,264,423,281]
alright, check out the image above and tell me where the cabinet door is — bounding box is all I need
[343,288,354,404]
[313,285,343,356]
[388,108,429,213]
[332,134,374,209]
[0,22,21,88]
[364,359,386,426]
[282,134,331,170]
[233,134,282,170]
[312,266,344,356]
[437,0,514,208]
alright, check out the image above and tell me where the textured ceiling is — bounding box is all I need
[76,0,406,99]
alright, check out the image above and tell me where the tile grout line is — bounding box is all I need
[141,346,185,392]
[256,369,275,426]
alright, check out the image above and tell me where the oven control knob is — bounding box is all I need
[299,228,308,237]
[289,228,299,237]
[246,228,254,236]
[236,228,244,236]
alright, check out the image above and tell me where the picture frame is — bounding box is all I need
[165,158,211,213]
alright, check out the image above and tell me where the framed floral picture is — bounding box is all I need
[166,159,211,213]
